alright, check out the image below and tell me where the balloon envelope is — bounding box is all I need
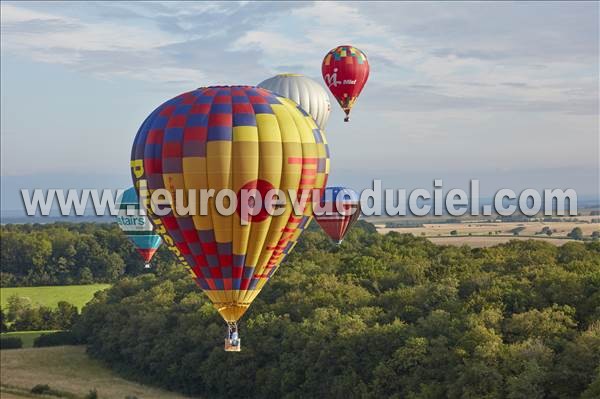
[314,186,360,244]
[130,86,329,322]
[322,45,369,121]
[258,74,331,130]
[116,187,162,265]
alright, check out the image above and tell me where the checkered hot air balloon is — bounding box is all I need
[322,45,370,122]
[313,187,361,244]
[130,86,329,350]
[116,187,162,268]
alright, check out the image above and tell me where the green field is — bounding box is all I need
[1,284,110,310]
[1,331,59,348]
[0,346,191,399]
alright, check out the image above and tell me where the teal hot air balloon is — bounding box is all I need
[116,187,162,268]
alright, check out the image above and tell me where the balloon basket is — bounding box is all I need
[224,338,241,352]
[225,322,241,352]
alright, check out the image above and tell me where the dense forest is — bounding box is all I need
[71,221,600,398]
[0,223,172,286]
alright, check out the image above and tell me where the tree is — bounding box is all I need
[13,308,44,331]
[54,301,79,329]
[568,227,584,240]
[552,322,600,397]
[510,226,526,236]
[0,232,51,277]
[0,223,155,286]
[6,295,32,322]
[504,306,577,349]
[0,309,8,332]
[502,339,553,399]
[78,267,94,284]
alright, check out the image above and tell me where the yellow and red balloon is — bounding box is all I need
[130,86,329,323]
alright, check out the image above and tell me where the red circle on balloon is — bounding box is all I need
[236,179,275,223]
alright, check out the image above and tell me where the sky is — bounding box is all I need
[1,1,599,210]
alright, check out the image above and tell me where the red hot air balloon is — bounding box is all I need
[322,45,369,122]
[313,187,361,244]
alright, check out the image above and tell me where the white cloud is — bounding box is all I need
[0,2,205,85]
[1,4,180,51]
[0,3,55,23]
[233,30,313,56]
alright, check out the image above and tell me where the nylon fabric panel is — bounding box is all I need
[258,74,331,130]
[130,103,197,281]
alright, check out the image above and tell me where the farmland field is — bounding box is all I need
[375,220,599,247]
[426,235,573,248]
[376,220,599,237]
[0,346,191,398]
[0,284,110,310]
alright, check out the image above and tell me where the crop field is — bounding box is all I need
[0,284,110,310]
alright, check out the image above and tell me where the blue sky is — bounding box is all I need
[1,1,598,210]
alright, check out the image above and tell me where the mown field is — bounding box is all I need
[1,284,110,310]
[0,346,191,399]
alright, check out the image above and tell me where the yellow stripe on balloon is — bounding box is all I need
[206,140,233,304]
[243,118,282,270]
[254,104,303,277]
[183,157,214,231]
[232,127,259,257]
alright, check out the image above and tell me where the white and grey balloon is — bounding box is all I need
[258,74,331,131]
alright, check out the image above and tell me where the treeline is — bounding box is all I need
[0,223,171,287]
[1,331,79,349]
[75,222,600,398]
[0,296,78,332]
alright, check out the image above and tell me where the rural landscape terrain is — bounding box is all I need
[1,219,599,398]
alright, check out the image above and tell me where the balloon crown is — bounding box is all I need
[322,187,360,202]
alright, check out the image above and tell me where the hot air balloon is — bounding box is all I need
[116,187,162,268]
[313,186,360,244]
[130,86,329,351]
[258,74,331,130]
[322,45,369,122]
